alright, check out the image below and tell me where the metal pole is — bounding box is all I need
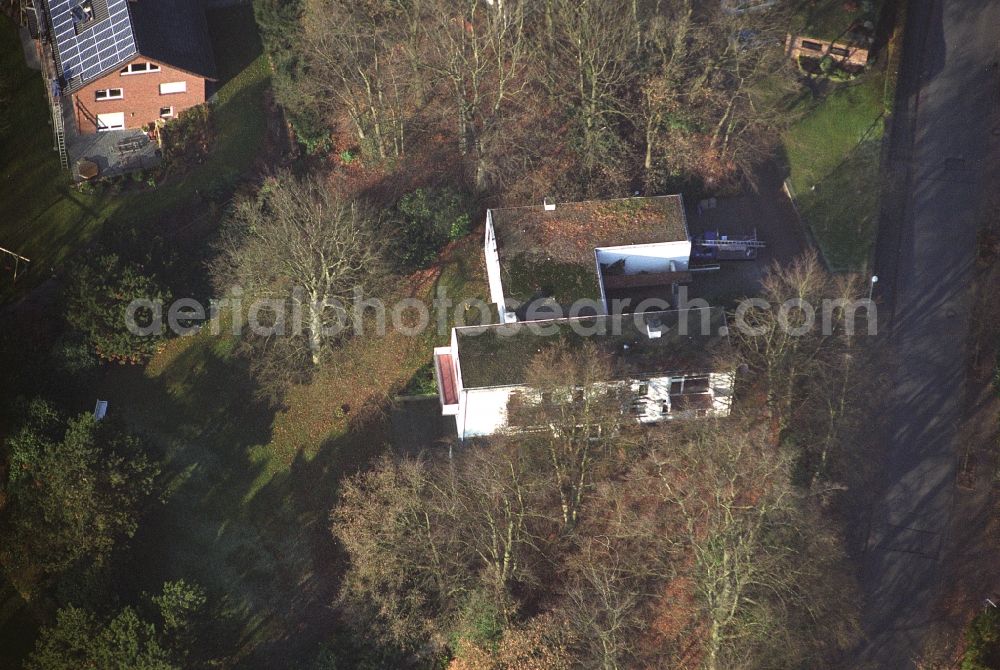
[868,275,878,303]
[0,246,31,284]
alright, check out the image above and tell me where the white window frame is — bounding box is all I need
[120,62,161,75]
[159,106,174,118]
[159,81,187,95]
[95,88,123,101]
[96,112,125,132]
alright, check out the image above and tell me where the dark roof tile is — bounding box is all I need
[129,0,216,79]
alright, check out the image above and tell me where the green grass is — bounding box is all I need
[783,72,886,271]
[0,9,268,300]
[0,17,119,299]
[0,8,274,665]
[504,254,603,306]
[83,237,491,662]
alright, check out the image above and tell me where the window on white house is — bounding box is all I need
[95,88,123,101]
[120,62,161,75]
[159,106,174,118]
[159,81,187,95]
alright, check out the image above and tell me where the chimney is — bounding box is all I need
[645,316,663,339]
[543,197,556,211]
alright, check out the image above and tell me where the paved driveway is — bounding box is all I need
[860,0,1000,666]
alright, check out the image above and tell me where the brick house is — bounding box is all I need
[35,0,216,135]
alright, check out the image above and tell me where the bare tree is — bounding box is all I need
[558,535,647,670]
[634,421,861,670]
[731,252,877,489]
[332,417,858,668]
[332,443,546,656]
[443,443,542,614]
[506,340,631,532]
[299,0,411,159]
[635,2,697,186]
[545,0,639,186]
[731,252,840,428]
[636,2,797,190]
[213,173,389,369]
[413,0,531,191]
[332,456,466,649]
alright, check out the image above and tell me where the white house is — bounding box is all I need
[434,195,737,440]
[484,196,693,322]
[434,307,735,440]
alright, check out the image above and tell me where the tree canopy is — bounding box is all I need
[332,401,860,667]
[213,173,391,377]
[64,252,170,364]
[1,399,159,575]
[24,580,208,670]
[268,0,796,196]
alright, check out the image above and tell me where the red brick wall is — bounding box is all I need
[71,58,208,134]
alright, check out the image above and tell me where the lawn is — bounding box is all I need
[1,5,489,663]
[83,234,488,665]
[0,7,269,301]
[0,18,118,301]
[0,6,273,665]
[783,71,886,271]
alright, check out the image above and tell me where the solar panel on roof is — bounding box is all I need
[45,0,136,91]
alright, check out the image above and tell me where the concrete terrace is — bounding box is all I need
[61,95,160,180]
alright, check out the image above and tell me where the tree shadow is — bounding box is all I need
[0,569,40,667]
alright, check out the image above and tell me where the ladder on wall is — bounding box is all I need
[697,238,767,249]
[696,236,767,250]
[54,119,68,170]
[48,82,69,171]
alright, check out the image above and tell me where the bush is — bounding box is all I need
[451,590,505,652]
[64,253,171,364]
[51,332,100,378]
[394,187,472,270]
[161,105,215,169]
[202,168,241,203]
[305,646,339,670]
[401,362,437,396]
[288,108,332,155]
[963,607,1000,670]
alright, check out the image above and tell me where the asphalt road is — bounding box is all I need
[860,0,1000,666]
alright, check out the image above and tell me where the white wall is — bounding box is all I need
[484,211,508,318]
[455,386,518,439]
[632,375,671,422]
[709,371,735,416]
[450,372,735,439]
[596,241,692,274]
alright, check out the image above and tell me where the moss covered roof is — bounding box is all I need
[491,196,688,305]
[456,307,730,389]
